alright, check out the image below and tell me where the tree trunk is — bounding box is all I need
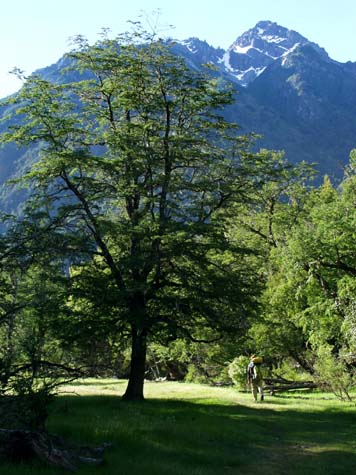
[122,325,147,401]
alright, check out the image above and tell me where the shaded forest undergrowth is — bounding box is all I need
[0,380,355,475]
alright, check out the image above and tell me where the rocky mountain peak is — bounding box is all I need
[174,21,330,87]
[237,20,306,51]
[222,20,327,86]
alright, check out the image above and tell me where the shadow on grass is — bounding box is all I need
[63,380,126,387]
[1,395,355,475]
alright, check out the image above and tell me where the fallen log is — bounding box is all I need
[264,377,295,385]
[263,380,317,394]
[0,428,111,471]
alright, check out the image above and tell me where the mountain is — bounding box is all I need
[174,21,331,86]
[245,44,356,172]
[1,21,356,215]
[222,20,329,85]
[174,21,356,178]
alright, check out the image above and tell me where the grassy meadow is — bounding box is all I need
[0,380,355,474]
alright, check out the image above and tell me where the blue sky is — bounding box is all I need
[1,0,355,97]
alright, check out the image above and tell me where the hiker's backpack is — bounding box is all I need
[248,357,263,381]
[247,362,254,380]
[253,363,262,381]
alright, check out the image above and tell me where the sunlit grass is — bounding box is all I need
[0,380,355,475]
[61,378,355,412]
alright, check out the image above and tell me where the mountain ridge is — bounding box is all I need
[174,20,340,86]
[172,20,356,179]
[1,20,356,216]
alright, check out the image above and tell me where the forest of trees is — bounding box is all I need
[0,24,355,451]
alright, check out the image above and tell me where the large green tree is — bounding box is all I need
[256,157,356,375]
[2,26,279,400]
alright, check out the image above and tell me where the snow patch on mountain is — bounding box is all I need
[281,42,301,65]
[261,35,286,44]
[231,44,253,54]
[178,39,198,54]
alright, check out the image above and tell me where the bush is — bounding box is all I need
[184,364,209,384]
[272,358,311,382]
[313,344,355,401]
[228,356,250,391]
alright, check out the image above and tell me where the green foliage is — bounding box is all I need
[228,355,250,390]
[145,336,238,385]
[313,344,355,402]
[342,299,356,354]
[146,340,191,380]
[1,378,55,431]
[271,358,312,382]
[0,224,79,430]
[249,159,356,376]
[184,364,208,384]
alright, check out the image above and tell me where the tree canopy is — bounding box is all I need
[1,26,286,400]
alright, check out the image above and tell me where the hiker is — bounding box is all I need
[247,355,264,402]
